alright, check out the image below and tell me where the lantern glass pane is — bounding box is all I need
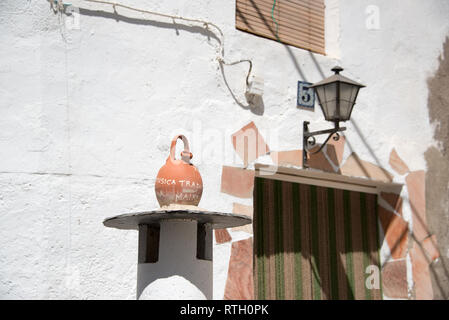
[316,82,337,121]
[339,83,359,121]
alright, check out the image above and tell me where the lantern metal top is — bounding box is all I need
[309,66,366,89]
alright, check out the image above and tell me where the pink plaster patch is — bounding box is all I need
[231,122,270,166]
[406,171,429,242]
[215,229,232,244]
[380,192,403,215]
[378,206,409,259]
[340,153,394,182]
[224,238,254,300]
[326,134,346,168]
[382,260,408,299]
[232,203,253,234]
[270,150,303,167]
[389,148,410,175]
[410,241,434,300]
[220,166,255,198]
[307,146,338,173]
[421,235,440,262]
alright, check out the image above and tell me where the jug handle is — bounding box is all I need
[169,135,193,164]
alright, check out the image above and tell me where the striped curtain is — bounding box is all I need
[253,177,383,300]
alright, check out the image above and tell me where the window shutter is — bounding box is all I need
[236,0,325,55]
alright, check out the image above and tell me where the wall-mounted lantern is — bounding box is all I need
[303,66,365,168]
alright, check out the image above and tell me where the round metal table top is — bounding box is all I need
[103,204,252,230]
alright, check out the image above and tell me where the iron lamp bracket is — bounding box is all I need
[303,121,346,168]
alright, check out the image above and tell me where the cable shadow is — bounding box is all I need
[238,0,333,118]
[343,135,394,183]
[76,7,221,44]
[219,63,264,115]
[244,0,311,82]
[350,120,389,172]
[74,7,262,114]
[308,51,326,79]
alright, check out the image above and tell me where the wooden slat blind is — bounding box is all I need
[236,0,325,54]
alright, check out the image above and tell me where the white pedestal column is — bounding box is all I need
[137,220,212,300]
[103,207,251,300]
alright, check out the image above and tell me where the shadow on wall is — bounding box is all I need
[54,4,264,114]
[237,0,403,180]
[219,63,265,116]
[425,36,449,300]
[237,0,312,82]
[62,6,221,42]
[235,0,329,115]
[57,1,330,116]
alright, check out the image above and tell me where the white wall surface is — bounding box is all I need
[1,0,448,299]
[137,220,212,300]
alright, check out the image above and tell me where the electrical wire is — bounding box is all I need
[58,0,253,86]
[222,59,253,86]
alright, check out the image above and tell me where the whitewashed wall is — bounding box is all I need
[0,0,448,299]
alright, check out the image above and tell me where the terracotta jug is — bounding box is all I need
[155,135,203,207]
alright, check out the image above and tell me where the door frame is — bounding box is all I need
[255,164,403,195]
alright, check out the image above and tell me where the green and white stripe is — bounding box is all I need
[253,178,383,300]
